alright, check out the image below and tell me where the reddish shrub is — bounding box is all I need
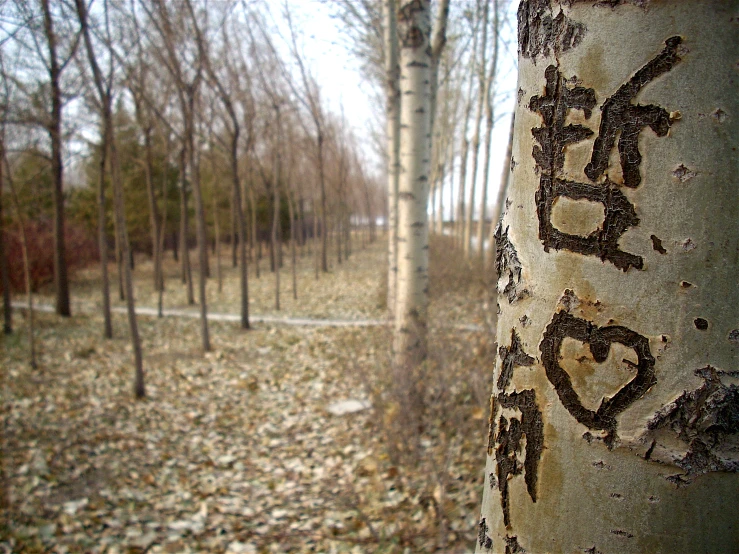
[1,220,98,293]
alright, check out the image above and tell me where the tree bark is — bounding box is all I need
[393,0,432,370]
[464,0,489,258]
[5,153,35,368]
[476,0,499,263]
[384,0,401,315]
[0,137,11,335]
[97,135,113,338]
[75,0,143,397]
[477,2,739,552]
[177,147,195,305]
[41,0,71,318]
[487,113,514,270]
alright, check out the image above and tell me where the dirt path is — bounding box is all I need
[11,302,483,331]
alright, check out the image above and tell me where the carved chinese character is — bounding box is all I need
[529,37,682,271]
[489,330,542,528]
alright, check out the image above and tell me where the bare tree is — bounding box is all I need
[75,0,144,397]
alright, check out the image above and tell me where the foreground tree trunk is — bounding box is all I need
[393,0,432,369]
[477,2,738,552]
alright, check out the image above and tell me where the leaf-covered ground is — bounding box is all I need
[1,237,496,553]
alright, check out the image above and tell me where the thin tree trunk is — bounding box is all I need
[287,189,297,300]
[185,97,210,352]
[141,123,162,292]
[178,147,194,304]
[75,0,144,397]
[272,122,281,312]
[313,198,319,279]
[41,0,70,318]
[476,0,499,263]
[464,0,489,257]
[384,0,400,315]
[0,137,11,335]
[97,136,113,338]
[5,158,35,368]
[456,21,479,247]
[231,186,237,268]
[157,139,170,318]
[213,186,222,293]
[487,113,514,270]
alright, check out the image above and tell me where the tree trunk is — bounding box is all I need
[97,137,113,339]
[6,159,36,368]
[157,141,169,318]
[313,198,319,279]
[476,0,499,263]
[393,0,432,370]
[487,113,514,270]
[0,137,11,335]
[213,186,222,293]
[41,0,70,318]
[287,189,297,300]
[384,0,400,316]
[178,147,195,304]
[464,1,489,258]
[141,123,162,292]
[477,2,738,552]
[272,139,281,312]
[456,42,477,247]
[185,95,211,352]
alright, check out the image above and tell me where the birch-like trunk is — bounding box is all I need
[384,0,400,315]
[476,0,500,263]
[477,2,738,552]
[393,0,432,369]
[464,1,489,258]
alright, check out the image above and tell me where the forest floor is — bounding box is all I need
[1,235,498,553]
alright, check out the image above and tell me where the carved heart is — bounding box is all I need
[540,311,656,444]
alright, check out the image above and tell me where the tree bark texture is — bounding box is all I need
[393,0,432,369]
[384,0,401,315]
[477,2,738,552]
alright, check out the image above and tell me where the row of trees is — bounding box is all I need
[332,0,514,368]
[0,0,383,393]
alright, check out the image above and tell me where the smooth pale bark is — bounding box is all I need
[456,38,478,246]
[464,1,489,258]
[384,0,400,315]
[476,0,500,263]
[477,2,738,552]
[486,113,514,270]
[393,0,432,369]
